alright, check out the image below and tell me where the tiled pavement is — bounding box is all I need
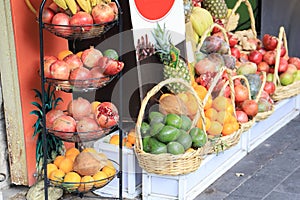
[2,115,300,200]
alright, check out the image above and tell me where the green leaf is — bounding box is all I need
[31,102,42,112]
[32,89,42,101]
[30,110,42,118]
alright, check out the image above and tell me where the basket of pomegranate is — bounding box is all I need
[39,0,120,40]
[42,47,124,92]
[46,97,119,143]
[47,147,118,193]
[270,27,300,101]
[135,78,208,175]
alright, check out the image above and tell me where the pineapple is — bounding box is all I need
[152,23,191,94]
[202,0,228,19]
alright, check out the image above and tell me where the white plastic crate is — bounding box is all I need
[93,132,142,199]
[142,135,248,200]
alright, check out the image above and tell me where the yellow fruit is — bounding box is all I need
[57,50,73,60]
[212,96,229,111]
[65,147,80,157]
[66,153,78,162]
[63,172,81,190]
[78,175,94,192]
[54,155,65,167]
[49,169,65,185]
[102,166,116,178]
[58,157,74,173]
[207,121,223,136]
[47,163,58,178]
[82,147,98,154]
[93,171,108,188]
[65,0,77,14]
[91,101,101,113]
[105,160,115,169]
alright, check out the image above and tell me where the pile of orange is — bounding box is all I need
[109,129,136,148]
[47,147,116,192]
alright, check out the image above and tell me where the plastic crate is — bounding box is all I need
[93,132,142,199]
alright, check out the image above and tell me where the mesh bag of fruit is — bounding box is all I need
[135,78,208,176]
[271,27,300,101]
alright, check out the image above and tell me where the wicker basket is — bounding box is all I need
[271,26,300,101]
[134,78,207,176]
[225,0,258,54]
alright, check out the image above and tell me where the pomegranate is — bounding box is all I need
[51,13,71,36]
[286,64,298,74]
[50,60,70,80]
[257,61,270,73]
[40,8,55,23]
[104,59,124,75]
[92,3,115,24]
[95,102,119,128]
[230,47,240,60]
[108,2,118,15]
[98,56,109,68]
[239,52,248,62]
[278,58,288,73]
[64,54,83,71]
[45,109,65,128]
[263,81,276,95]
[288,57,300,69]
[70,11,94,32]
[241,100,258,117]
[234,84,249,102]
[48,2,61,13]
[67,97,92,120]
[263,51,276,66]
[76,117,100,132]
[235,110,249,123]
[69,67,91,87]
[52,115,76,132]
[248,50,263,64]
[262,34,278,51]
[280,46,286,57]
[43,56,57,78]
[81,46,103,69]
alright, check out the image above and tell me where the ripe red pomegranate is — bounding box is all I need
[234,84,249,102]
[70,11,94,32]
[69,67,92,87]
[51,13,71,36]
[52,115,76,132]
[64,54,83,71]
[40,8,55,23]
[46,109,65,128]
[95,102,119,128]
[67,97,92,121]
[44,56,57,78]
[104,59,124,75]
[50,60,70,80]
[108,2,118,15]
[92,3,115,24]
[81,47,103,69]
[235,110,249,123]
[241,100,258,117]
[76,117,100,132]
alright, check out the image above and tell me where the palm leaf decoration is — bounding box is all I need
[30,84,64,176]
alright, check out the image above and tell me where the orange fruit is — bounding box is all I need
[222,123,235,136]
[57,50,73,60]
[102,166,116,179]
[78,175,94,192]
[216,110,231,125]
[65,147,80,157]
[109,134,126,146]
[63,172,81,190]
[47,163,58,178]
[207,121,223,136]
[204,95,212,110]
[124,141,133,148]
[204,108,218,121]
[54,155,65,167]
[197,117,211,131]
[194,84,207,100]
[66,153,78,162]
[232,120,240,131]
[91,101,101,113]
[226,103,234,114]
[76,51,83,59]
[58,157,74,173]
[49,169,65,185]
[127,131,136,145]
[212,96,229,111]
[93,171,108,188]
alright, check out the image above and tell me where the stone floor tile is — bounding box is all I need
[274,167,300,194]
[263,191,300,200]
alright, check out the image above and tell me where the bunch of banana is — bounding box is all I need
[190,7,214,38]
[76,0,92,13]
[53,0,78,14]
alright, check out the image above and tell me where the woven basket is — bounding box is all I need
[271,26,300,101]
[135,78,207,175]
[254,72,275,121]
[225,0,258,54]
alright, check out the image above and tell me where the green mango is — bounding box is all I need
[148,137,167,154]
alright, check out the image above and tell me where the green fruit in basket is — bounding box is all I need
[149,111,165,125]
[156,125,181,143]
[189,127,207,148]
[165,113,182,129]
[142,135,151,152]
[167,142,185,155]
[148,137,167,154]
[140,122,150,136]
[150,122,165,137]
[280,72,294,86]
[103,49,119,60]
[176,131,192,150]
[180,115,192,131]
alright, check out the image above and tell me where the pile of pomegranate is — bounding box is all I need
[43,46,124,88]
[46,97,119,134]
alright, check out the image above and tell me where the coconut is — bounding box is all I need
[73,152,107,176]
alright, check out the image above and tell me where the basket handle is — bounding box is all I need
[225,0,257,38]
[255,71,266,102]
[135,78,206,151]
[273,26,289,87]
[196,23,230,54]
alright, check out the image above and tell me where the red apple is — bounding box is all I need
[92,3,115,24]
[248,50,263,64]
[263,81,276,95]
[50,60,70,80]
[257,61,270,72]
[70,11,94,32]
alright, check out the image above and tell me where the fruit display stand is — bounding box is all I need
[93,131,142,199]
